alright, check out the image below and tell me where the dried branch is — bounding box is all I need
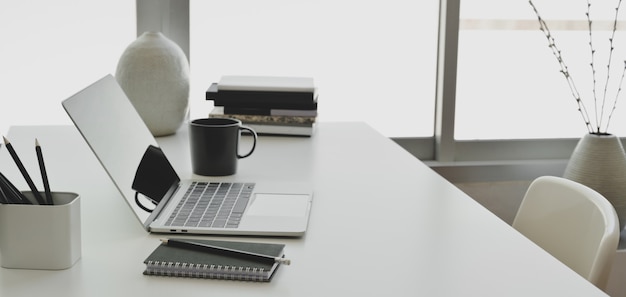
[605,61,626,132]
[529,0,625,134]
[586,1,600,131]
[529,0,593,133]
[600,0,623,132]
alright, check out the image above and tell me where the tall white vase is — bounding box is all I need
[563,133,626,231]
[115,31,190,136]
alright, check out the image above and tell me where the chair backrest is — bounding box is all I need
[512,176,620,290]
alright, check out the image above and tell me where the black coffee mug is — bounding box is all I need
[189,118,257,176]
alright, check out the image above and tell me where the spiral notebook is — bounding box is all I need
[143,239,285,282]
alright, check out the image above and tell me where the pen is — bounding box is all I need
[160,239,291,265]
[35,139,53,205]
[3,136,44,204]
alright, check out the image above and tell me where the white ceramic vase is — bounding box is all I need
[563,133,626,231]
[115,31,190,136]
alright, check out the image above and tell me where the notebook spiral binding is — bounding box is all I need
[144,261,268,281]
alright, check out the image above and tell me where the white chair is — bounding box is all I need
[512,176,620,290]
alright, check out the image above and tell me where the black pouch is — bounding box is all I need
[132,145,180,212]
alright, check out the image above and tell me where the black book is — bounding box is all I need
[206,83,318,109]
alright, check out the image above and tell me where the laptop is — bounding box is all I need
[62,74,313,236]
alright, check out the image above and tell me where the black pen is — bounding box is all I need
[35,139,53,205]
[3,136,44,204]
[160,239,291,265]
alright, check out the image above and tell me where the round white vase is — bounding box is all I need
[115,31,190,136]
[563,133,626,231]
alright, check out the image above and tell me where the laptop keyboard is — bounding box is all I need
[165,182,255,229]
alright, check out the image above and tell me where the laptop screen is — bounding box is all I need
[62,74,169,226]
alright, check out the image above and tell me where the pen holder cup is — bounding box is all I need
[0,192,81,270]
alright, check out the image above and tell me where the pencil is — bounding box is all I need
[0,171,30,204]
[0,177,9,204]
[3,136,45,205]
[35,139,53,205]
[160,238,291,265]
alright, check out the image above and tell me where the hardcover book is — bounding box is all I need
[244,123,315,137]
[206,83,318,108]
[222,106,318,117]
[209,107,315,137]
[211,107,316,125]
[218,75,315,92]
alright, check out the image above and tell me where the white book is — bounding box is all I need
[218,75,315,93]
[246,123,315,137]
[272,109,318,117]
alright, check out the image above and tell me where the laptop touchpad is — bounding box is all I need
[247,194,309,217]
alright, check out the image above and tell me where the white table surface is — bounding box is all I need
[0,122,607,296]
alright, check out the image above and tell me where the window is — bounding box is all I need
[188,0,439,137]
[0,0,135,135]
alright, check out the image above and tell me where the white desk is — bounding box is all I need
[0,123,608,296]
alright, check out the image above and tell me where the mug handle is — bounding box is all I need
[237,126,257,159]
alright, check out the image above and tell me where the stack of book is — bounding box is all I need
[206,75,318,136]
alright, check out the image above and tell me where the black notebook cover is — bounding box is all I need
[143,239,285,282]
